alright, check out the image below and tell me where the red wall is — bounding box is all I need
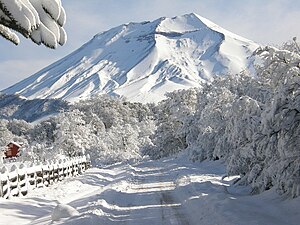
[5,144,20,158]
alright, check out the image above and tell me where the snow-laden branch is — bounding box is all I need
[0,0,67,48]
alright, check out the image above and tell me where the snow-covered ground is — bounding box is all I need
[0,158,299,225]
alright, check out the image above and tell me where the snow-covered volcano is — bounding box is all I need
[3,13,259,103]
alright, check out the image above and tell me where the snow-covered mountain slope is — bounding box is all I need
[3,13,259,103]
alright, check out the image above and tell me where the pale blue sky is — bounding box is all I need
[1,0,299,90]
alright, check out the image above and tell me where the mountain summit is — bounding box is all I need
[3,13,259,103]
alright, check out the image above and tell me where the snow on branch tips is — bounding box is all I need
[0,0,67,48]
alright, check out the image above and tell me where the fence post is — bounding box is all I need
[42,162,50,187]
[18,163,28,196]
[27,162,37,189]
[58,159,64,181]
[73,158,79,176]
[48,160,54,185]
[78,156,84,174]
[68,160,72,177]
[0,166,10,199]
[53,160,59,182]
[62,159,68,178]
[36,163,43,188]
[9,165,19,197]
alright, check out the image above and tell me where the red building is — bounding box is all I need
[5,142,22,158]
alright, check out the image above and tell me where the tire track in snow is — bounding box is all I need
[160,192,190,225]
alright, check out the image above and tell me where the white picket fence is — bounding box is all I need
[0,156,91,199]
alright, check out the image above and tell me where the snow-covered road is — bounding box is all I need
[0,158,299,225]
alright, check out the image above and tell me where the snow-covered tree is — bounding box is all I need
[248,47,300,197]
[0,0,66,48]
[226,96,262,176]
[182,82,236,162]
[7,119,32,136]
[54,110,91,157]
[146,89,198,159]
[75,96,155,165]
[281,37,300,54]
[0,119,14,150]
[29,118,56,144]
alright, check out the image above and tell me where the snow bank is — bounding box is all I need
[51,204,79,221]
